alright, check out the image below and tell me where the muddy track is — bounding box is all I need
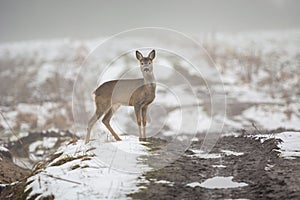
[0,150,31,200]
[129,134,300,200]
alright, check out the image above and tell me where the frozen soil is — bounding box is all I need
[0,130,75,200]
[0,150,31,200]
[129,133,300,200]
[0,150,30,184]
[1,130,300,199]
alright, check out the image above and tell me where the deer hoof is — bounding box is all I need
[139,138,147,142]
[116,137,122,141]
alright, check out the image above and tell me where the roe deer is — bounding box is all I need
[85,50,156,144]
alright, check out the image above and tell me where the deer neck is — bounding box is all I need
[143,72,156,88]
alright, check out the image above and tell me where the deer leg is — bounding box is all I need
[141,105,148,141]
[85,111,102,144]
[134,105,143,141]
[102,106,121,141]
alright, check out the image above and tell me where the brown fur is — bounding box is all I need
[85,50,156,143]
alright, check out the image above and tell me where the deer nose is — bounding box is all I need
[144,67,150,72]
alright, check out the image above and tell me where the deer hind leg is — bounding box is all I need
[134,105,143,141]
[85,111,102,144]
[141,105,148,141]
[102,104,121,141]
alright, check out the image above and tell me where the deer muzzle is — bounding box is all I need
[143,67,150,72]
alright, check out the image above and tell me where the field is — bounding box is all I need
[0,30,300,199]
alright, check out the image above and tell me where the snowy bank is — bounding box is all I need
[254,131,300,159]
[26,135,150,199]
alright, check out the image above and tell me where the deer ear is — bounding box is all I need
[148,50,155,60]
[136,51,143,61]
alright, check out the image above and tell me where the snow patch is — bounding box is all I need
[189,149,222,159]
[221,150,244,156]
[186,182,202,188]
[0,146,9,152]
[221,132,241,137]
[186,176,248,189]
[212,164,226,168]
[154,180,174,186]
[29,137,58,153]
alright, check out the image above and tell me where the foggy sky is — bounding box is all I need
[0,0,300,42]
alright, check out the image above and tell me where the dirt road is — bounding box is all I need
[129,134,300,200]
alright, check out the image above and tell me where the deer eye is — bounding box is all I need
[141,62,144,65]
[148,62,151,64]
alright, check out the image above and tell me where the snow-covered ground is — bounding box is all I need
[254,131,300,159]
[186,176,248,189]
[0,146,8,152]
[1,30,300,198]
[242,104,300,130]
[1,30,300,136]
[26,135,150,199]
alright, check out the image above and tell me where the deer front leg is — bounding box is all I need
[134,105,143,141]
[85,111,102,144]
[141,105,148,141]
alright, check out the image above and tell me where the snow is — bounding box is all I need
[188,149,244,159]
[221,132,241,137]
[0,146,9,152]
[276,132,300,158]
[186,176,248,189]
[154,180,174,186]
[26,135,150,199]
[220,116,244,130]
[264,164,275,171]
[34,63,56,85]
[186,182,202,188]
[165,107,211,135]
[0,110,18,130]
[242,104,300,130]
[212,164,226,168]
[0,146,7,161]
[0,102,71,136]
[255,131,300,159]
[189,149,222,159]
[29,137,58,153]
[221,150,244,156]
[1,30,299,137]
[1,30,300,197]
[220,85,283,104]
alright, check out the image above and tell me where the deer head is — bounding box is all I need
[136,50,155,73]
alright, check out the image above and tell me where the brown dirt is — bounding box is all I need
[0,149,31,200]
[129,133,300,200]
